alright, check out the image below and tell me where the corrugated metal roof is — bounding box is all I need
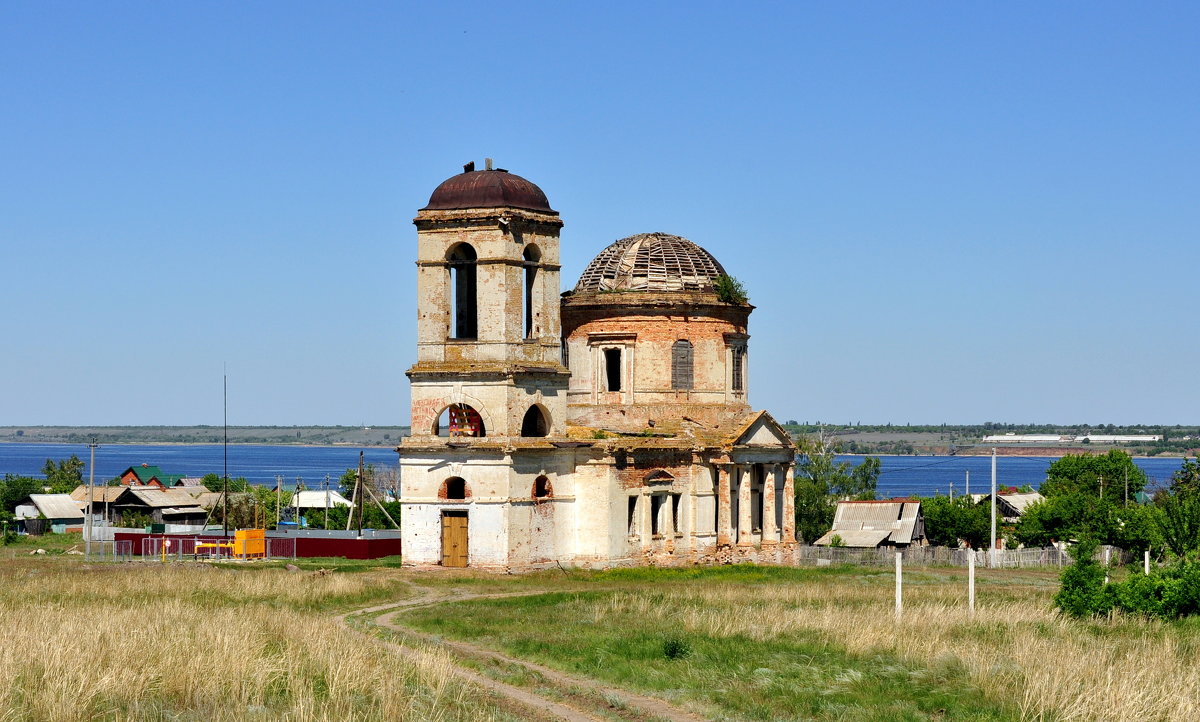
[126,488,204,509]
[28,494,85,520]
[813,529,891,547]
[70,485,125,503]
[830,500,923,545]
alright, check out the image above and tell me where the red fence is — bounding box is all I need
[116,532,402,560]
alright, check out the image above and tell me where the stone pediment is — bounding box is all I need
[730,411,794,449]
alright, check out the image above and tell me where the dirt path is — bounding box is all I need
[341,582,709,722]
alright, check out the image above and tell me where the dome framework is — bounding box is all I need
[573,232,727,293]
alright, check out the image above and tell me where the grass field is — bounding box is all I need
[3,546,1199,721]
[0,549,512,721]
[399,565,1200,721]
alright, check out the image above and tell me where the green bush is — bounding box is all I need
[1054,538,1111,618]
[1106,563,1200,620]
[662,636,691,660]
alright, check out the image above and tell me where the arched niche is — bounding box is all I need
[441,477,469,500]
[532,475,552,500]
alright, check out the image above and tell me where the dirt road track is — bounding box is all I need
[340,584,708,722]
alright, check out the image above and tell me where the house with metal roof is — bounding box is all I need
[110,487,208,526]
[813,500,926,548]
[118,464,185,488]
[15,494,86,533]
[972,491,1044,523]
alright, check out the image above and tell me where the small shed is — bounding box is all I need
[15,494,86,533]
[813,500,926,548]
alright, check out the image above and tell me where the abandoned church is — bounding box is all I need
[397,163,797,570]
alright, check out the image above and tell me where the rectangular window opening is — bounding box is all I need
[604,348,622,392]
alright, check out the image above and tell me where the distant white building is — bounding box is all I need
[982,433,1161,444]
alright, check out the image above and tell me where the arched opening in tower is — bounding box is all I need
[447,243,478,339]
[523,244,541,339]
[434,404,486,437]
[521,405,549,437]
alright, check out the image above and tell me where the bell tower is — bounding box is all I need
[407,161,568,440]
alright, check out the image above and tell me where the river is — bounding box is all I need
[0,443,1187,497]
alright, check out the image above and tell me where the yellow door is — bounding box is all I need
[441,512,468,567]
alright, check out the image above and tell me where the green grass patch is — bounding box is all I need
[400,584,1021,721]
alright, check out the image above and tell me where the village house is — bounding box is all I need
[812,500,927,548]
[398,163,796,570]
[972,491,1044,523]
[117,464,184,488]
[15,494,86,534]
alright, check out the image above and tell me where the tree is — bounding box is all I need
[1017,451,1149,547]
[0,474,43,512]
[922,495,990,548]
[41,455,84,493]
[794,431,881,543]
[1039,450,1147,503]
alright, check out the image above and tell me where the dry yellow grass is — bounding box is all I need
[0,559,502,722]
[586,569,1200,721]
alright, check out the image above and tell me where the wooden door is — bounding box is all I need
[441,511,468,567]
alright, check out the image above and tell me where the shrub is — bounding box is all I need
[713,275,748,304]
[662,636,691,660]
[1054,538,1111,618]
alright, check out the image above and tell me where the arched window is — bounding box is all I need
[671,339,693,390]
[442,477,467,500]
[434,404,486,437]
[533,475,552,499]
[522,245,540,339]
[447,243,477,339]
[521,405,549,437]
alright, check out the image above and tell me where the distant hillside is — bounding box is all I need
[779,422,1200,457]
[0,426,410,447]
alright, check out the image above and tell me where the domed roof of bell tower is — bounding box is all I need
[422,161,555,214]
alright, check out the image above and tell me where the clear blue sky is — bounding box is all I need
[2,2,1197,426]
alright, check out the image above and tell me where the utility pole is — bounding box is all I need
[990,448,997,569]
[965,470,970,497]
[1099,475,1104,501]
[1124,468,1129,508]
[85,436,99,559]
[324,474,331,530]
[275,475,283,528]
[223,371,229,538]
[357,451,366,539]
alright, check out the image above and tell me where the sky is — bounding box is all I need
[1,2,1197,427]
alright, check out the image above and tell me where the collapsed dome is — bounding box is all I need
[422,167,555,213]
[573,232,727,293]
